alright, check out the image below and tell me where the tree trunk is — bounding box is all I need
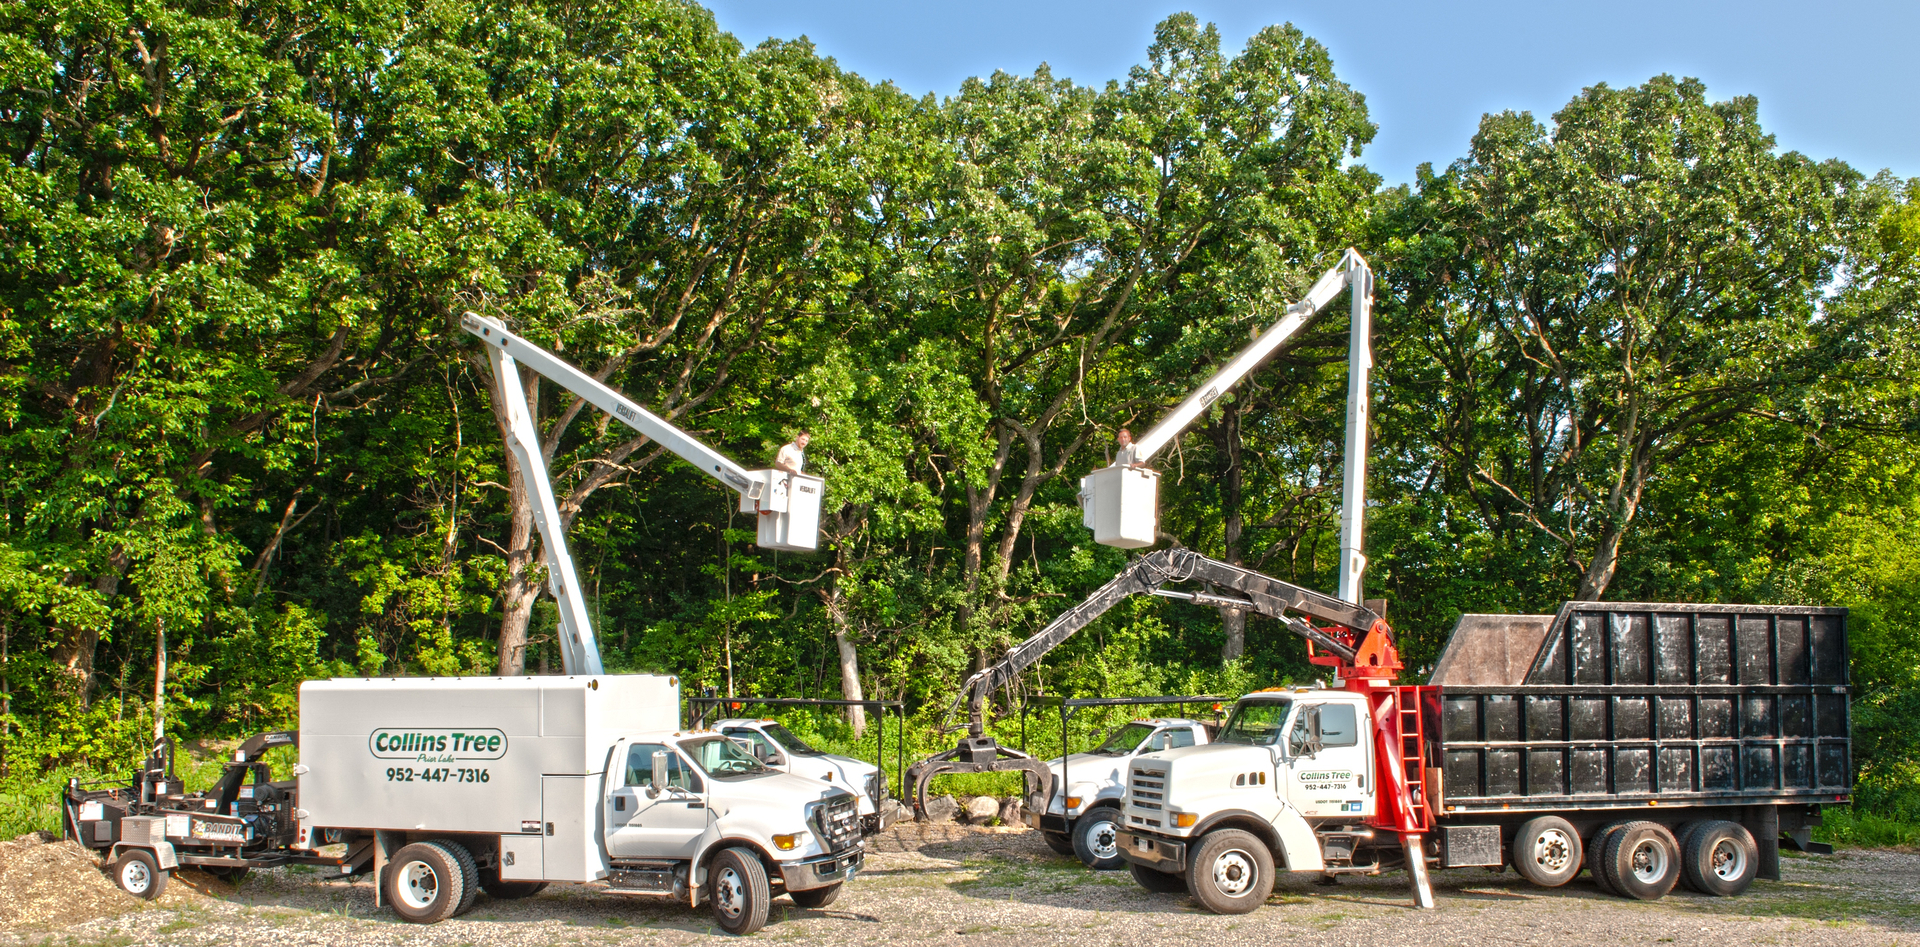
[822,586,867,737]
[1215,404,1247,660]
[51,551,129,708]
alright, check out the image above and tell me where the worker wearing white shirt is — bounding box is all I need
[1112,427,1139,467]
[775,431,810,474]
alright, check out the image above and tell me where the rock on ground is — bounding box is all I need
[963,796,1000,823]
[920,793,958,823]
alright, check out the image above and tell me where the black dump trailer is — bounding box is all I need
[1424,601,1850,898]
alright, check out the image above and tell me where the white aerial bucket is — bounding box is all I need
[1079,465,1159,548]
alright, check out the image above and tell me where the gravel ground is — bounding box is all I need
[7,826,1917,947]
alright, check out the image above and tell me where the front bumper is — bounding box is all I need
[860,803,897,837]
[1116,830,1187,874]
[778,847,864,892]
[1021,811,1070,834]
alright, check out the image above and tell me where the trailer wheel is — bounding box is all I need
[1185,829,1274,915]
[385,841,465,924]
[1680,820,1757,897]
[481,880,548,900]
[1041,831,1076,857]
[1511,816,1583,888]
[788,882,842,908]
[429,840,481,917]
[1129,860,1188,894]
[111,849,168,900]
[708,847,770,935]
[1601,821,1680,901]
[1587,822,1630,895]
[1071,808,1125,870]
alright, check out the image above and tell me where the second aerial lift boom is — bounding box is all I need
[461,313,825,675]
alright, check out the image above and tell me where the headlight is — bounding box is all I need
[773,832,808,851]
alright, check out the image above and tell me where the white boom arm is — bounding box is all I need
[463,313,824,676]
[1081,249,1374,604]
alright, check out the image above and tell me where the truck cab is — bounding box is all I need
[713,718,894,836]
[1025,718,1211,869]
[595,728,865,920]
[1117,690,1378,912]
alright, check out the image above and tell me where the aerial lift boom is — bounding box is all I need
[1079,249,1374,605]
[461,313,825,675]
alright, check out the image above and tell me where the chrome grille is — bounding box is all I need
[811,794,861,853]
[1128,765,1167,812]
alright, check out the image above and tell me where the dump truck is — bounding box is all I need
[1117,601,1850,911]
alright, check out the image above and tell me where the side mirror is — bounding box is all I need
[649,750,670,797]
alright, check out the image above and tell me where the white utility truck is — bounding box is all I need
[1027,717,1211,869]
[714,718,894,836]
[64,316,846,935]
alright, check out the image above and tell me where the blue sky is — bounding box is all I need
[703,0,1916,187]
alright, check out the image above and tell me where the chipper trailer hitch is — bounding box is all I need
[904,546,1439,908]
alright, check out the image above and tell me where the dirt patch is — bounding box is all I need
[0,832,132,929]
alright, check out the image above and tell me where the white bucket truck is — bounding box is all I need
[713,718,894,836]
[296,674,861,933]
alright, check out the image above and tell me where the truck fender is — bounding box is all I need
[1191,805,1324,872]
[687,836,778,905]
[111,840,178,870]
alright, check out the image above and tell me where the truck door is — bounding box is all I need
[604,742,711,859]
[1282,701,1374,819]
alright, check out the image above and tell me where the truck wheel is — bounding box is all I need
[788,882,841,908]
[1602,821,1680,900]
[708,847,770,935]
[1511,816,1583,887]
[112,849,168,900]
[429,840,481,917]
[386,841,465,924]
[481,880,549,899]
[1587,822,1630,895]
[1185,829,1275,915]
[1680,820,1757,897]
[1071,808,1125,870]
[1041,831,1076,857]
[1129,860,1188,894]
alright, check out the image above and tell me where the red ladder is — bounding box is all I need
[1397,689,1431,831]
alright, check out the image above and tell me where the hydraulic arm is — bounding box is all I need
[462,313,825,675]
[904,547,1398,815]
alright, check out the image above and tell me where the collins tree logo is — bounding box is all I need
[369,728,509,761]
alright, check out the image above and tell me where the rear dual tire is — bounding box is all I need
[1600,822,1681,901]
[1511,816,1583,888]
[384,840,480,924]
[1678,820,1758,896]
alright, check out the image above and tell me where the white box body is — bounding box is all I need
[1080,465,1159,549]
[296,674,677,863]
[738,469,823,552]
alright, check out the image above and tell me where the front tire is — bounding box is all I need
[1680,820,1758,896]
[788,882,842,909]
[1512,816,1583,888]
[1602,821,1680,901]
[112,849,168,900]
[708,847,771,935]
[385,841,465,924]
[1129,860,1187,894]
[1071,808,1125,870]
[1041,831,1076,857]
[1185,829,1274,915]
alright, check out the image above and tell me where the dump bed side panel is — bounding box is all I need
[1432,603,1850,814]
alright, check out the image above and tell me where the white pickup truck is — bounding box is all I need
[1023,719,1211,868]
[714,718,894,836]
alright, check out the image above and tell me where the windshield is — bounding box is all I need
[1091,723,1155,756]
[680,736,773,780]
[762,723,823,756]
[1216,699,1293,746]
